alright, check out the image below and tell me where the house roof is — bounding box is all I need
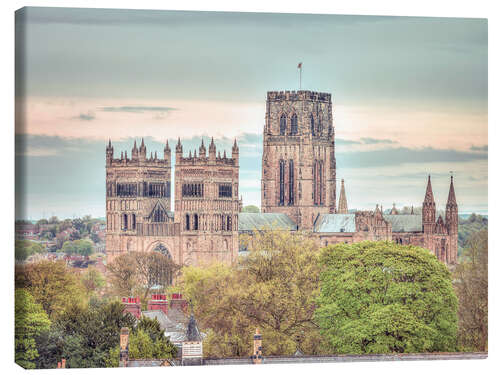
[238,213,297,232]
[313,214,356,233]
[142,309,188,344]
[384,214,422,232]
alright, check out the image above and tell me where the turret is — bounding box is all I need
[106,139,114,165]
[164,140,171,162]
[209,137,216,162]
[445,176,458,235]
[176,138,183,159]
[422,175,436,233]
[131,140,138,160]
[232,139,239,165]
[199,139,206,158]
[337,179,348,214]
[390,203,398,215]
[139,138,147,161]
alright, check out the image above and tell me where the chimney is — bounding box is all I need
[61,359,66,369]
[122,296,141,319]
[119,327,130,367]
[252,328,263,364]
[170,293,188,312]
[147,294,168,314]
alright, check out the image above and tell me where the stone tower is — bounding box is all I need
[261,90,336,230]
[105,139,172,262]
[422,175,436,235]
[445,176,458,263]
[337,179,348,214]
[174,138,240,265]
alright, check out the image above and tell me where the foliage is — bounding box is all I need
[15,289,51,369]
[176,230,324,357]
[454,229,488,351]
[315,241,458,354]
[15,260,87,319]
[80,266,105,296]
[15,240,45,261]
[242,205,260,213]
[62,239,93,256]
[458,214,488,257]
[35,300,136,368]
[107,251,180,300]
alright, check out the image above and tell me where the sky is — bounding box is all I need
[15,7,488,220]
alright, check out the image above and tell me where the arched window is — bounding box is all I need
[317,117,322,134]
[310,114,315,136]
[193,214,199,230]
[131,214,136,230]
[185,214,190,230]
[290,114,298,135]
[280,114,287,135]
[122,214,128,231]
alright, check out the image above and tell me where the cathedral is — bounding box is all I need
[105,90,458,267]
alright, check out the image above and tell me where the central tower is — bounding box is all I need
[261,90,336,230]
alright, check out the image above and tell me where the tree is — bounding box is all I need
[15,289,51,369]
[242,205,260,213]
[62,239,93,256]
[454,229,488,351]
[80,267,105,296]
[15,240,45,262]
[15,260,87,319]
[315,241,458,354]
[107,252,180,300]
[175,230,324,357]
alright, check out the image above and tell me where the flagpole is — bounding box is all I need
[300,66,302,89]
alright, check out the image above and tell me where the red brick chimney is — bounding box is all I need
[147,294,168,314]
[170,293,188,312]
[122,297,141,319]
[61,358,66,368]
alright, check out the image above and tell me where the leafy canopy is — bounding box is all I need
[315,241,458,354]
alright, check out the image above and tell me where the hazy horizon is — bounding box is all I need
[15,7,488,220]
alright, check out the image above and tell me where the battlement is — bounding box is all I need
[175,138,239,166]
[267,90,331,102]
[106,138,171,167]
[109,157,171,167]
[177,154,237,166]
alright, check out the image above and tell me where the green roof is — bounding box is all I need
[384,214,422,232]
[314,214,356,233]
[238,213,297,232]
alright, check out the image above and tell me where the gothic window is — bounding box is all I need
[153,243,172,259]
[279,159,285,206]
[185,214,190,230]
[122,214,128,231]
[317,117,322,135]
[182,183,204,197]
[117,183,137,197]
[313,161,317,205]
[310,114,315,136]
[290,114,298,135]
[131,214,136,230]
[193,214,199,230]
[288,159,294,205]
[227,215,232,231]
[218,184,232,198]
[319,161,324,205]
[280,114,287,135]
[166,181,171,198]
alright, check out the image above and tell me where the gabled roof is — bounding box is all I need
[142,309,187,344]
[384,214,422,232]
[313,214,356,233]
[238,213,297,232]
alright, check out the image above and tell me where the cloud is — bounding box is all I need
[336,138,362,145]
[470,145,488,152]
[73,111,96,121]
[338,147,488,168]
[361,137,397,145]
[99,106,177,113]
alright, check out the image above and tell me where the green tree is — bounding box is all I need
[15,240,45,262]
[15,289,51,369]
[80,267,105,296]
[15,260,87,319]
[176,230,324,357]
[315,241,458,354]
[454,229,488,351]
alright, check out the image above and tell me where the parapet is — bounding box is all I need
[266,90,331,102]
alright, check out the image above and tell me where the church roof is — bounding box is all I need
[313,214,356,233]
[238,213,297,232]
[384,214,422,232]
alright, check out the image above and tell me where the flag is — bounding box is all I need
[298,62,302,69]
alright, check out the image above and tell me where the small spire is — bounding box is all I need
[154,151,157,160]
[338,179,348,214]
[447,175,457,206]
[424,174,435,203]
[108,139,112,148]
[125,151,128,159]
[189,150,192,158]
[176,137,182,153]
[218,151,221,158]
[411,205,414,215]
[121,151,123,159]
[133,140,137,149]
[232,138,238,151]
[194,149,197,158]
[164,140,170,152]
[223,150,227,159]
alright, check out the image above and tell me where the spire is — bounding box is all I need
[164,140,170,152]
[141,138,145,148]
[133,140,137,150]
[411,205,414,215]
[390,203,398,215]
[209,137,216,152]
[447,175,457,206]
[107,139,112,149]
[232,138,238,152]
[223,150,227,159]
[199,138,206,157]
[176,137,183,153]
[154,151,157,160]
[338,179,348,214]
[424,175,435,203]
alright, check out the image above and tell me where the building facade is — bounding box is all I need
[105,89,458,267]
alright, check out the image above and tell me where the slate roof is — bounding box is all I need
[313,214,356,233]
[142,309,188,344]
[384,214,422,232]
[238,213,297,232]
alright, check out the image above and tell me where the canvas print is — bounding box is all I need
[14,7,488,369]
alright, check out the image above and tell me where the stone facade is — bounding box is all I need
[261,91,336,230]
[105,89,458,267]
